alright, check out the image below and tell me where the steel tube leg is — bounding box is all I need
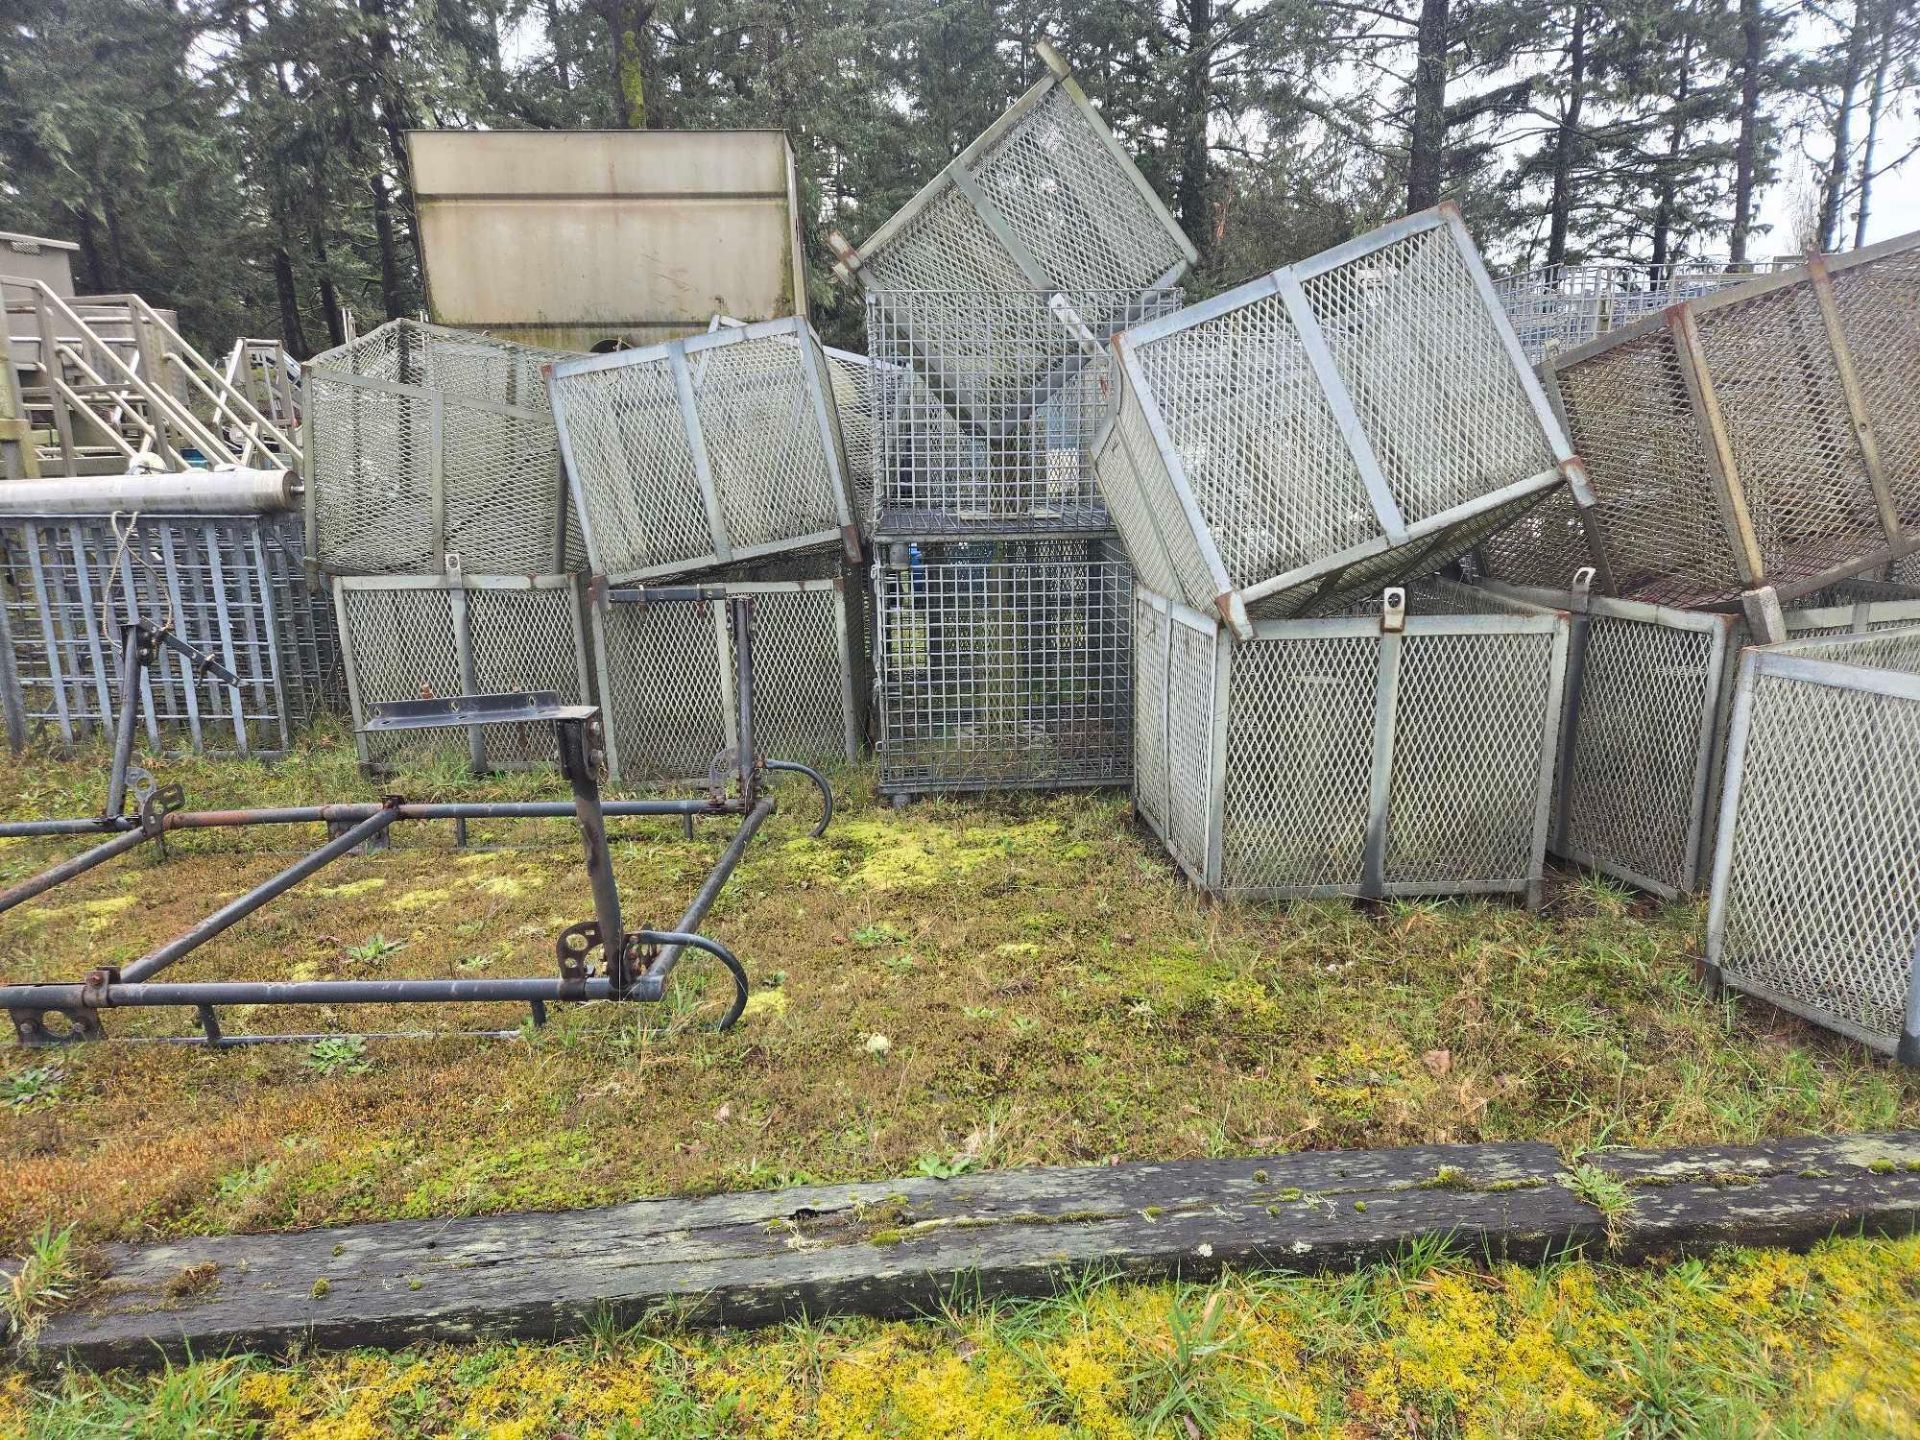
[117,805,402,984]
[733,597,756,802]
[646,795,776,980]
[103,634,143,821]
[0,827,154,918]
[559,718,625,988]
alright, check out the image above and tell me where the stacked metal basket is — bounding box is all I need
[832,42,1196,799]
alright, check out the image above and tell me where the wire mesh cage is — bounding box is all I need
[1480,578,1920,898]
[591,576,867,782]
[334,573,591,772]
[1706,627,1920,1063]
[550,317,860,584]
[873,536,1132,795]
[823,345,876,531]
[305,319,577,576]
[0,512,339,756]
[1492,261,1793,365]
[1490,232,1920,608]
[831,43,1195,305]
[866,289,1184,536]
[1133,581,1569,902]
[1094,205,1579,638]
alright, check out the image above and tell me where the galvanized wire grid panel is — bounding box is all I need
[335,575,590,772]
[866,289,1181,536]
[591,579,863,783]
[874,538,1132,793]
[306,319,576,576]
[1512,234,1920,609]
[1133,582,1566,900]
[840,54,1194,304]
[551,318,855,584]
[1096,206,1572,635]
[0,513,339,757]
[1493,262,1788,365]
[1708,634,1920,1059]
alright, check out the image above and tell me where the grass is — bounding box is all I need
[2,1233,1916,1436]
[1,1225,77,1354]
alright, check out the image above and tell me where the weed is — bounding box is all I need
[3,1223,77,1350]
[343,933,405,966]
[305,1035,371,1076]
[912,1152,980,1180]
[3,1064,63,1109]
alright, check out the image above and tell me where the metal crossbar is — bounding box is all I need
[1094,205,1579,638]
[1498,232,1920,608]
[550,317,860,583]
[873,536,1132,795]
[1133,581,1569,902]
[0,511,337,757]
[1706,629,1920,1063]
[304,319,577,576]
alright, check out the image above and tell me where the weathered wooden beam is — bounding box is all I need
[29,1132,1920,1371]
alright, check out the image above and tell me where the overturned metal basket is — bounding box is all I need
[1094,205,1581,637]
[1707,627,1920,1064]
[1133,582,1570,903]
[304,319,577,576]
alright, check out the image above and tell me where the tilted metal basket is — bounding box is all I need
[590,576,867,782]
[334,572,592,772]
[0,512,338,757]
[1482,577,1920,898]
[549,317,860,584]
[1707,627,1920,1064]
[1133,581,1569,902]
[823,344,876,531]
[305,319,577,576]
[873,536,1132,795]
[830,42,1195,311]
[1094,205,1579,638]
[1483,231,1920,607]
[865,289,1183,537]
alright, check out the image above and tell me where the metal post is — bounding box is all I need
[1360,590,1407,899]
[102,629,143,821]
[0,827,153,918]
[558,717,626,991]
[646,795,777,980]
[732,597,756,803]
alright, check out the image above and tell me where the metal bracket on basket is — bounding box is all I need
[1381,587,1407,633]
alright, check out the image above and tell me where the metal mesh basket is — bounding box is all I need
[866,289,1183,536]
[0,512,339,757]
[335,574,591,772]
[1134,581,1569,901]
[1095,206,1577,637]
[550,317,859,584]
[1481,578,1920,897]
[1493,262,1789,365]
[590,577,866,782]
[1496,234,1920,608]
[305,319,577,576]
[873,536,1132,794]
[823,345,876,531]
[833,46,1194,303]
[1707,628,1920,1062]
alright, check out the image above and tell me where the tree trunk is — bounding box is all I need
[1407,0,1450,211]
[359,0,424,306]
[1855,0,1899,247]
[1729,0,1765,264]
[272,244,310,360]
[64,204,106,294]
[310,227,346,350]
[371,170,406,320]
[1176,0,1213,256]
[1818,0,1872,251]
[595,0,657,128]
[546,0,573,91]
[1545,0,1590,268]
[1650,30,1696,276]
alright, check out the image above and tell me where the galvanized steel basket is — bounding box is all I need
[1133,581,1570,902]
[1094,205,1580,638]
[1706,626,1920,1063]
[549,316,860,584]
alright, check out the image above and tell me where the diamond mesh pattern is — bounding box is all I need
[1098,383,1191,601]
[1131,597,1171,840]
[748,588,852,766]
[854,78,1189,301]
[0,514,338,757]
[1719,665,1920,1050]
[1302,226,1557,524]
[824,346,877,528]
[1472,487,1595,591]
[340,586,463,769]
[553,323,850,582]
[307,380,436,575]
[873,539,1132,792]
[1826,245,1920,529]
[467,588,586,768]
[867,290,1180,535]
[1494,263,1782,364]
[1164,614,1217,873]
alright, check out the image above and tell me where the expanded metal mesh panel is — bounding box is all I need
[337,578,587,772]
[0,513,338,756]
[824,346,876,529]
[1514,239,1920,608]
[1133,584,1565,899]
[1131,594,1171,841]
[306,319,574,576]
[1096,210,1567,627]
[874,539,1131,793]
[552,320,852,583]
[1471,487,1595,592]
[1494,262,1788,364]
[1713,647,1920,1055]
[866,289,1181,536]
[849,68,1191,302]
[593,581,863,783]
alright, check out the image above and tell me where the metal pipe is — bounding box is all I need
[0,817,137,838]
[765,759,835,837]
[103,636,142,822]
[560,718,625,988]
[733,598,756,803]
[0,975,634,1011]
[117,806,401,983]
[646,795,776,980]
[0,826,152,916]
[0,468,295,515]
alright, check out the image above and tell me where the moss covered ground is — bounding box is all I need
[2,728,1919,1433]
